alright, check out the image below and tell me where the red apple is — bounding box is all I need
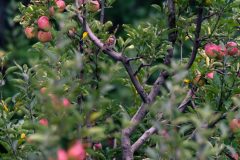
[204,43,221,58]
[57,149,68,160]
[230,118,240,132]
[38,31,52,43]
[231,153,239,160]
[93,143,102,150]
[39,118,48,126]
[67,141,86,160]
[206,71,214,79]
[226,41,238,56]
[49,6,55,16]
[24,27,36,39]
[62,98,71,107]
[56,0,66,12]
[88,0,100,12]
[217,45,227,59]
[37,16,51,31]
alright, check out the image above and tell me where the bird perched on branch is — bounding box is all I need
[103,35,116,50]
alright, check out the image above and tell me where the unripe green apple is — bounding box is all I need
[204,0,212,6]
[37,31,52,43]
[37,16,51,31]
[24,27,36,39]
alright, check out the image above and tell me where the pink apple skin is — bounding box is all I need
[37,16,51,31]
[56,0,66,12]
[226,42,238,56]
[57,149,68,160]
[24,27,36,39]
[62,98,70,107]
[49,6,55,16]
[67,141,86,160]
[39,118,48,126]
[206,72,214,79]
[93,143,102,150]
[38,31,52,43]
[231,153,239,160]
[204,43,220,58]
[217,45,227,59]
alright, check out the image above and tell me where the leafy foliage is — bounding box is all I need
[0,0,240,159]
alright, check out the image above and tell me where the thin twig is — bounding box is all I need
[76,8,148,103]
[134,63,152,76]
[131,126,157,152]
[186,6,203,69]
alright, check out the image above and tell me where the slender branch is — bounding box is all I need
[131,126,157,152]
[122,1,177,158]
[122,60,148,103]
[134,63,152,76]
[78,15,122,60]
[186,6,203,69]
[127,56,142,62]
[76,13,148,103]
[202,12,217,21]
[178,87,197,112]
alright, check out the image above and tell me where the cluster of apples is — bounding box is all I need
[24,0,100,43]
[192,41,239,86]
[24,0,66,43]
[204,41,239,58]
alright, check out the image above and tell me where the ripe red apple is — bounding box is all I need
[24,27,36,39]
[217,46,227,59]
[57,149,68,160]
[230,118,240,132]
[49,6,55,16]
[39,118,48,126]
[231,153,239,160]
[204,43,221,58]
[206,71,214,79]
[62,98,70,107]
[56,0,66,12]
[67,141,86,160]
[37,16,51,31]
[88,0,100,12]
[93,143,102,150]
[226,41,238,56]
[38,31,52,43]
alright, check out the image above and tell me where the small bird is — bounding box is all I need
[103,35,116,50]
